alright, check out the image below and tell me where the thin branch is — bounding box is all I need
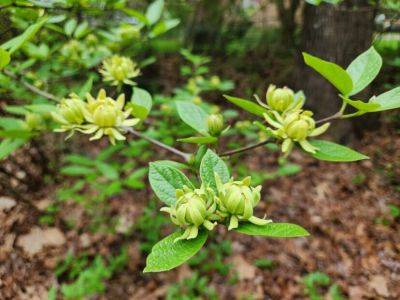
[3,69,59,102]
[315,102,347,124]
[124,127,191,161]
[315,112,342,124]
[220,139,270,157]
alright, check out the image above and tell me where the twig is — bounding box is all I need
[220,139,270,157]
[124,127,191,161]
[315,112,342,124]
[3,69,59,102]
[315,102,347,124]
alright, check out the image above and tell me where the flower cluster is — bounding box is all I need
[99,55,140,86]
[161,175,271,242]
[261,85,330,154]
[52,89,139,144]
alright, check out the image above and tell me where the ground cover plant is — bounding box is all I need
[1,0,399,298]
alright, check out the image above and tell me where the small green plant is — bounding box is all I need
[135,198,169,254]
[166,272,219,300]
[302,272,345,300]
[253,258,275,270]
[188,240,233,276]
[52,249,127,300]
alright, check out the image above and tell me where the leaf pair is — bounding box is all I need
[303,47,400,113]
[148,149,228,206]
[303,47,382,97]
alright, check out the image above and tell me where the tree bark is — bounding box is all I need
[297,1,377,140]
[275,0,300,48]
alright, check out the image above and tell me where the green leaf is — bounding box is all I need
[144,230,208,272]
[153,160,188,170]
[97,162,119,180]
[175,101,209,135]
[223,95,267,117]
[64,154,95,166]
[236,223,310,237]
[178,136,217,145]
[0,48,10,70]
[200,149,230,191]
[61,165,95,176]
[303,52,353,95]
[0,129,32,139]
[25,104,56,113]
[369,87,400,112]
[309,140,369,162]
[64,19,77,36]
[149,19,180,38]
[0,139,26,160]
[347,47,382,96]
[149,162,194,206]
[146,0,164,25]
[2,18,48,54]
[74,21,89,39]
[77,76,94,98]
[121,8,148,24]
[0,117,26,130]
[3,105,29,115]
[305,0,322,4]
[342,97,380,112]
[130,87,152,120]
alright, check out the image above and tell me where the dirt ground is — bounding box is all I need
[0,127,399,300]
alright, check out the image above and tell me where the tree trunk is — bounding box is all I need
[298,1,377,140]
[275,0,300,49]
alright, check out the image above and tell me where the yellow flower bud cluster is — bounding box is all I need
[261,84,330,154]
[99,55,140,87]
[52,89,139,144]
[161,175,270,242]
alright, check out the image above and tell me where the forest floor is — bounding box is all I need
[1,126,399,300]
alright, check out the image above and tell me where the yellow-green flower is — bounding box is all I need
[215,175,271,230]
[266,85,294,112]
[25,113,45,131]
[81,89,139,144]
[264,110,330,154]
[51,93,86,137]
[52,89,139,144]
[161,185,219,242]
[99,55,140,86]
[210,75,221,86]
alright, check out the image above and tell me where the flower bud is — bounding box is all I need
[210,75,221,86]
[283,111,315,141]
[25,113,44,131]
[286,119,309,141]
[161,186,218,242]
[193,96,202,104]
[207,114,224,136]
[52,95,85,127]
[92,104,118,127]
[266,85,295,112]
[100,55,140,86]
[264,108,330,154]
[216,176,270,230]
[85,34,98,46]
